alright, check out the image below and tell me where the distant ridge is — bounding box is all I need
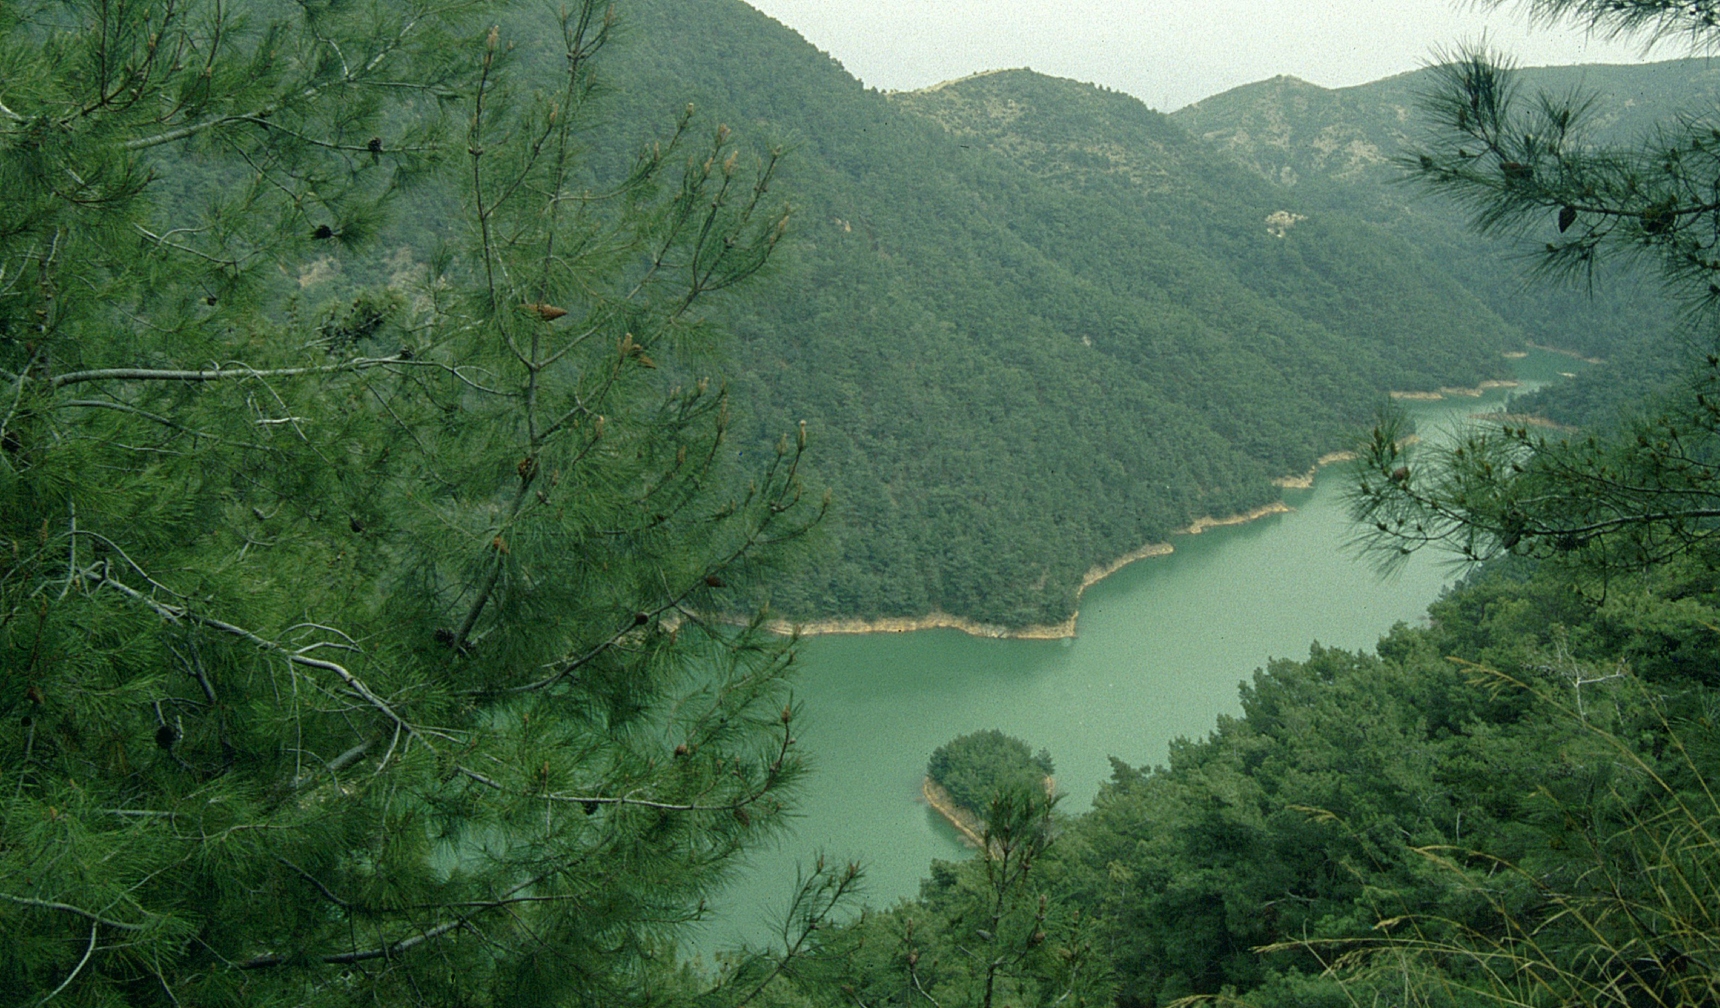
[548,0,1528,627]
[357,0,1707,629]
[908,68,1027,94]
[1171,58,1706,362]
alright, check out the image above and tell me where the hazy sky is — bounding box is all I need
[743,0,1674,111]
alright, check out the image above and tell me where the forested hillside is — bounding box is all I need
[10,0,1720,1003]
[777,551,1720,1008]
[244,0,1720,631]
[766,39,1720,1008]
[1173,60,1720,427]
[379,0,1529,628]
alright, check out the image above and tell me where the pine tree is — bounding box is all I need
[1330,4,1720,1005]
[1349,1,1720,574]
[791,787,1110,1008]
[0,0,836,1003]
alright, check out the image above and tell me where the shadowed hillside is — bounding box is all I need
[279,0,1668,628]
[511,0,1523,627]
[1174,61,1720,425]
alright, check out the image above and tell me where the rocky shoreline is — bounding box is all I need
[769,352,1581,642]
[1270,450,1358,489]
[768,502,1295,641]
[921,775,1058,849]
[1389,379,1520,401]
[921,778,988,848]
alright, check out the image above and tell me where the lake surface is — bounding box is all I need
[703,350,1581,947]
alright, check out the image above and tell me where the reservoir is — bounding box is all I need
[706,349,1581,946]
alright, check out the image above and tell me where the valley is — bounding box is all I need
[704,349,1580,948]
[11,0,1719,1002]
[377,0,1653,629]
[479,0,1699,629]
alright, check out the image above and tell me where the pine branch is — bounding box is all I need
[55,399,277,450]
[277,859,353,910]
[289,736,380,790]
[40,923,99,1004]
[232,115,437,154]
[237,870,559,970]
[508,446,820,695]
[120,6,439,152]
[90,567,431,748]
[724,859,866,1008]
[238,919,465,969]
[0,0,812,996]
[50,354,412,389]
[0,893,147,932]
[461,715,795,813]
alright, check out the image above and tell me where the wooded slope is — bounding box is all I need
[519,0,1523,626]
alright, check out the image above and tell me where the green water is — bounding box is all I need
[706,350,1582,945]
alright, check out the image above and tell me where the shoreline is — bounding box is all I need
[767,609,1078,640]
[771,354,1573,643]
[1525,341,1605,365]
[771,432,1433,640]
[921,778,988,848]
[920,775,1058,849]
[1271,449,1357,490]
[1390,341,1601,403]
[1389,379,1520,402]
[1472,411,1576,432]
[769,501,1294,641]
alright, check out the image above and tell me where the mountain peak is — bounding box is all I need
[906,67,1035,95]
[1178,73,1330,115]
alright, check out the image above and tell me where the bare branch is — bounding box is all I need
[238,919,464,969]
[290,736,379,790]
[52,355,411,389]
[0,893,147,932]
[40,923,99,1004]
[90,568,429,748]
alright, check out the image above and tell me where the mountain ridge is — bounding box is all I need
[1172,56,1711,423]
[489,0,1535,626]
[324,0,1694,628]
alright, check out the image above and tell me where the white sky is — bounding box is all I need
[743,0,1674,111]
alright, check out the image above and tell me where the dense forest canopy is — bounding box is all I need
[785,6,1720,1007]
[1172,57,1720,427]
[76,0,1698,633]
[927,729,1055,815]
[9,0,1720,1004]
[248,0,1607,630]
[0,0,839,1002]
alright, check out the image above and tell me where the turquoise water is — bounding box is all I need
[705,350,1579,946]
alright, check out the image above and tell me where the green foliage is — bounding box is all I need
[0,1,841,1003]
[1170,58,1720,436]
[778,788,1113,1008]
[1349,20,1720,578]
[928,729,1055,815]
[1307,5,1720,1002]
[1317,667,1720,1008]
[1171,60,1690,365]
[15,2,1720,1007]
[688,11,1720,1005]
[1008,556,1720,1007]
[944,16,1720,1004]
[284,0,1534,629]
[1350,363,1720,574]
[766,549,1718,1004]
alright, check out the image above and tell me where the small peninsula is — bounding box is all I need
[924,731,1057,847]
